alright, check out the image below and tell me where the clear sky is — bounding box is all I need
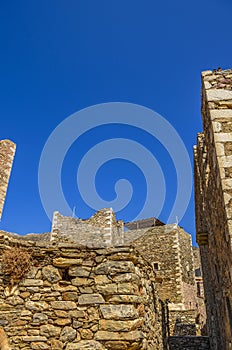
[0,0,231,244]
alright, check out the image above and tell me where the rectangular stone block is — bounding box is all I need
[78,294,105,305]
[22,336,47,341]
[99,318,143,332]
[206,89,232,101]
[100,304,139,320]
[210,109,232,120]
[95,330,142,341]
[50,301,77,310]
[214,133,232,142]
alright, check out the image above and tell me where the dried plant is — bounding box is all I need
[2,247,32,286]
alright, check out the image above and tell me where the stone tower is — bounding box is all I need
[0,140,16,219]
[194,68,232,350]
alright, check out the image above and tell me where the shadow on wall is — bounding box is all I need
[173,319,196,336]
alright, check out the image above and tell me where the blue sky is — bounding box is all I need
[0,1,231,244]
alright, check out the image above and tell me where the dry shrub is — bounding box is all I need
[2,247,32,286]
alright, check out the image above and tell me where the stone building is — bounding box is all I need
[0,205,208,349]
[195,68,232,350]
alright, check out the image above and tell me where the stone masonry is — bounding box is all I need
[0,231,163,350]
[194,68,232,350]
[51,209,124,247]
[0,216,208,350]
[0,140,16,219]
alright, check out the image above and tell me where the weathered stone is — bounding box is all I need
[69,266,91,277]
[100,305,139,320]
[6,295,24,305]
[69,309,86,318]
[79,286,94,294]
[53,257,82,267]
[108,295,144,304]
[66,340,105,349]
[25,301,49,311]
[87,306,100,321]
[73,320,83,328]
[112,273,139,283]
[50,339,64,350]
[95,261,135,275]
[79,328,93,340]
[54,318,71,326]
[78,294,105,305]
[105,341,129,350]
[33,313,48,324]
[53,283,77,292]
[40,324,61,337]
[42,265,62,283]
[0,303,13,311]
[206,89,232,101]
[31,342,49,349]
[60,326,76,342]
[71,277,93,286]
[62,292,78,301]
[99,319,143,332]
[95,330,142,341]
[96,283,117,295]
[23,279,43,286]
[94,275,111,285]
[20,291,31,299]
[117,282,138,294]
[23,336,47,341]
[50,301,77,310]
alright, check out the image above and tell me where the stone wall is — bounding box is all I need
[169,336,210,350]
[51,209,124,247]
[0,140,16,219]
[0,231,163,350]
[194,68,232,349]
[133,226,184,305]
[168,310,196,336]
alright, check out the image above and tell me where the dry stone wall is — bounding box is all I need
[0,232,163,350]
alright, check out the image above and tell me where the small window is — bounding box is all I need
[153,262,159,270]
[195,268,202,277]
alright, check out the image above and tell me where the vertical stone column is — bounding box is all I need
[103,207,113,246]
[0,140,16,220]
[51,211,59,241]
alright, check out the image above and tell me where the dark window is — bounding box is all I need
[197,282,202,297]
[153,262,159,270]
[195,268,202,277]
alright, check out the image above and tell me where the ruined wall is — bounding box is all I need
[0,140,16,219]
[194,68,232,350]
[51,209,124,247]
[0,232,163,350]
